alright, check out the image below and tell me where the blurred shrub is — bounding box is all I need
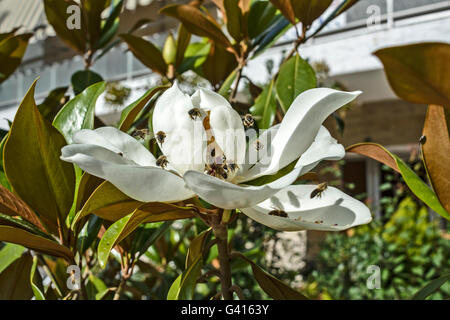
[302,197,450,299]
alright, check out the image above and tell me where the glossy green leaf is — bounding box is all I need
[175,24,191,67]
[395,155,449,220]
[96,0,123,50]
[413,273,450,300]
[119,85,169,132]
[43,0,86,53]
[203,41,238,87]
[77,215,102,253]
[233,252,308,299]
[374,42,450,109]
[250,79,277,129]
[252,14,290,56]
[4,80,76,235]
[86,274,110,300]
[30,256,45,300]
[0,226,73,261]
[160,4,232,49]
[120,34,168,76]
[177,42,211,74]
[0,253,34,299]
[0,243,26,274]
[98,203,196,268]
[275,54,316,112]
[0,213,52,240]
[71,70,104,96]
[167,255,203,300]
[0,33,32,84]
[218,69,237,99]
[53,81,106,143]
[37,87,69,122]
[130,221,173,258]
[72,181,143,229]
[248,0,278,39]
[224,0,243,42]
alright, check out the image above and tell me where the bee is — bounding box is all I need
[156,155,169,169]
[131,129,149,139]
[268,208,288,218]
[310,182,328,199]
[227,162,238,172]
[314,220,324,224]
[188,108,202,120]
[254,140,263,151]
[242,114,255,129]
[117,152,124,157]
[419,135,426,145]
[156,131,166,144]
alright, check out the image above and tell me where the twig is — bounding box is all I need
[230,284,245,300]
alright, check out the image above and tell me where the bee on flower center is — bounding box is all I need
[131,129,149,139]
[310,182,328,199]
[156,131,166,144]
[156,155,169,169]
[242,114,255,129]
[268,208,288,218]
[188,108,202,120]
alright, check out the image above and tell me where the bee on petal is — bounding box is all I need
[242,114,255,129]
[268,208,288,218]
[156,131,166,144]
[132,129,150,139]
[188,108,202,120]
[310,182,328,199]
[156,155,169,169]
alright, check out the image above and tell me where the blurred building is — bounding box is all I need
[0,0,449,220]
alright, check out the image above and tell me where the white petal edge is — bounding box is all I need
[61,144,195,203]
[74,127,156,166]
[239,184,372,231]
[250,88,360,178]
[183,166,302,209]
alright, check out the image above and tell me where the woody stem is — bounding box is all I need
[213,219,233,300]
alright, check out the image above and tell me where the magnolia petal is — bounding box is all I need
[296,126,345,176]
[183,166,302,209]
[235,124,280,183]
[194,88,246,166]
[74,127,156,166]
[61,144,195,202]
[254,88,360,177]
[240,185,372,231]
[152,83,206,175]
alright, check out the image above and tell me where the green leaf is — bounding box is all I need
[120,34,168,76]
[0,226,73,261]
[160,4,232,49]
[30,256,45,300]
[72,181,143,229]
[248,0,278,39]
[96,0,123,50]
[175,24,191,67]
[0,33,32,84]
[218,69,238,99]
[224,0,243,42]
[77,215,102,253]
[37,87,69,122]
[275,54,316,112]
[0,243,26,274]
[202,41,238,87]
[252,14,290,56]
[98,203,196,268]
[86,274,110,300]
[83,0,109,50]
[250,79,277,129]
[3,80,76,235]
[119,85,169,132]
[395,155,449,220]
[167,256,203,300]
[374,42,450,109]
[130,221,173,258]
[177,42,211,74]
[413,273,450,300]
[43,0,86,53]
[71,70,104,96]
[233,252,309,299]
[0,253,34,299]
[53,81,106,143]
[186,229,211,268]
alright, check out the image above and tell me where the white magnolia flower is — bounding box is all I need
[61,83,372,231]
